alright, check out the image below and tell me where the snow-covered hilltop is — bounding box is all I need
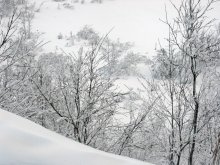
[0,109,152,165]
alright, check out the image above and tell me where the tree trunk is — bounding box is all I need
[188,57,199,165]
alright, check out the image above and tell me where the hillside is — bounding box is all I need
[0,109,152,165]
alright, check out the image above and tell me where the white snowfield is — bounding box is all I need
[0,109,153,165]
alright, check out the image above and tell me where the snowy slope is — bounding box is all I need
[31,0,220,55]
[31,0,172,55]
[0,109,153,165]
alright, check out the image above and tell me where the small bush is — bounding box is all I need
[53,0,65,2]
[63,3,74,9]
[57,33,63,39]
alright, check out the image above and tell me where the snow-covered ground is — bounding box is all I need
[31,0,220,55]
[0,109,153,165]
[32,0,166,55]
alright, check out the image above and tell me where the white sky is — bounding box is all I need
[33,0,220,57]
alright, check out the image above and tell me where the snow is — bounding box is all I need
[31,0,220,56]
[31,0,172,55]
[0,109,153,165]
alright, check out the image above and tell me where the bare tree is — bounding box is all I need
[31,35,125,147]
[134,0,220,164]
[0,2,43,117]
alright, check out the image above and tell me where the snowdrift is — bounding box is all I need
[0,109,152,165]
